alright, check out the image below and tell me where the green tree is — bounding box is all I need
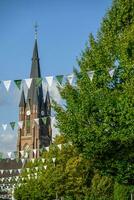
[54,0,134,185]
[14,135,94,200]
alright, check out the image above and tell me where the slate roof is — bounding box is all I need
[0,159,22,178]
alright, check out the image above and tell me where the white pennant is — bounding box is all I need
[20,150,24,157]
[9,177,12,181]
[2,124,7,131]
[7,152,12,158]
[35,167,38,171]
[67,73,74,85]
[21,158,25,164]
[18,121,23,129]
[18,169,21,173]
[87,71,94,81]
[26,168,30,173]
[45,76,53,87]
[9,170,12,174]
[25,152,29,158]
[109,68,115,78]
[15,176,19,181]
[31,158,35,163]
[24,78,32,89]
[0,170,4,174]
[33,149,37,155]
[34,118,39,125]
[3,80,11,91]
[44,165,47,170]
[52,157,56,163]
[45,146,49,152]
[57,144,62,150]
[42,158,45,163]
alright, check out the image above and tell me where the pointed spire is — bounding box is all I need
[30,39,41,78]
[19,89,26,107]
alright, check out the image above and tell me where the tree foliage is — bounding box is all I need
[54,0,134,185]
[14,135,114,200]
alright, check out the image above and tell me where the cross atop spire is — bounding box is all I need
[34,22,38,40]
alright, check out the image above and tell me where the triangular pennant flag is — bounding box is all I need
[41,158,45,163]
[9,170,13,174]
[31,158,35,163]
[44,165,47,170]
[45,76,53,87]
[42,117,47,125]
[0,170,4,174]
[67,73,74,85]
[18,169,21,174]
[34,118,39,125]
[56,75,64,85]
[15,176,19,181]
[14,151,18,158]
[35,167,38,171]
[21,158,25,164]
[57,144,62,150]
[14,80,22,90]
[7,152,12,158]
[87,71,94,81]
[35,78,42,87]
[10,122,16,130]
[24,78,32,89]
[3,80,11,91]
[26,168,30,173]
[33,149,37,156]
[45,146,49,152]
[52,157,56,163]
[2,124,7,131]
[18,121,23,129]
[25,152,29,158]
[20,150,24,157]
[109,68,115,78]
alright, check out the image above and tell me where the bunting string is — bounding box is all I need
[0,68,117,93]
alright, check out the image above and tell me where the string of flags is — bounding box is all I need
[0,116,55,131]
[0,68,116,92]
[0,74,75,92]
[0,141,71,160]
[0,141,73,195]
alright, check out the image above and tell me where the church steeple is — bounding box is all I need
[17,30,52,159]
[27,37,43,106]
[30,39,41,78]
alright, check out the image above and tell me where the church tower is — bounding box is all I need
[17,36,52,158]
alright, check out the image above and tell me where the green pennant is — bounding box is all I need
[14,151,17,158]
[14,79,22,90]
[42,117,47,125]
[39,147,45,153]
[35,78,42,87]
[56,75,64,85]
[10,122,16,130]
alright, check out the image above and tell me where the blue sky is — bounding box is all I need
[0,0,112,153]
